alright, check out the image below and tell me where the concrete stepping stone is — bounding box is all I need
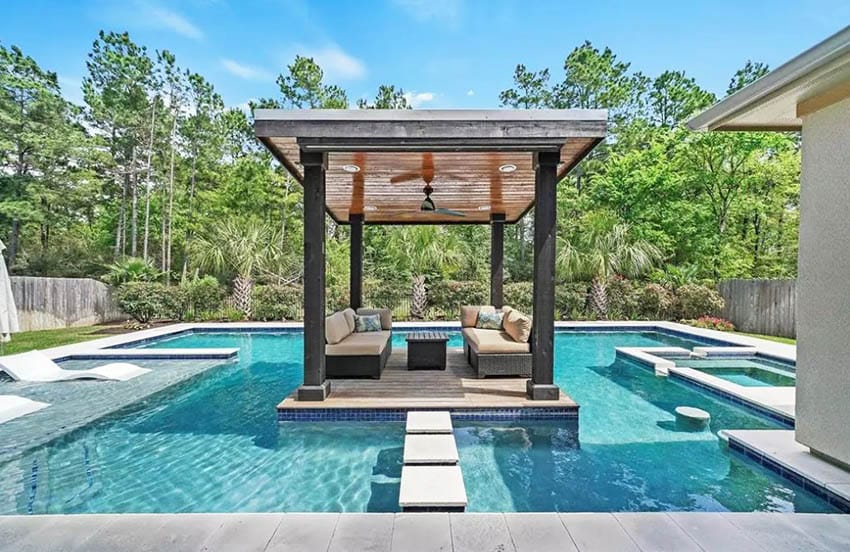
[406,411,452,434]
[403,434,459,465]
[399,465,467,512]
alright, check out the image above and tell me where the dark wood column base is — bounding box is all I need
[297,382,332,401]
[526,381,560,401]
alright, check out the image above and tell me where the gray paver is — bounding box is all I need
[559,513,640,552]
[265,513,339,552]
[155,514,229,550]
[327,513,394,552]
[724,513,829,552]
[399,465,467,508]
[391,513,452,552]
[77,514,171,552]
[403,434,459,464]
[406,411,453,434]
[504,513,577,552]
[668,512,767,552]
[450,513,516,552]
[201,513,284,552]
[789,514,850,551]
[0,514,117,552]
[615,513,702,552]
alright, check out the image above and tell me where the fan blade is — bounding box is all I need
[390,172,422,184]
[434,207,466,217]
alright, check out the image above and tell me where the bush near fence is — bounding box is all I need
[110,277,727,325]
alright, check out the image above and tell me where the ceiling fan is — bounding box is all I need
[389,153,466,217]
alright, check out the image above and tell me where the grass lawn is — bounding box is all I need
[736,332,796,345]
[0,326,109,356]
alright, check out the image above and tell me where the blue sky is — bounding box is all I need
[2,0,848,110]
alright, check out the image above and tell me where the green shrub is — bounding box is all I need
[634,283,675,320]
[606,278,639,319]
[326,284,349,314]
[428,280,488,318]
[675,284,725,319]
[160,285,189,321]
[182,276,225,318]
[253,284,302,321]
[103,257,161,285]
[116,282,167,323]
[504,281,533,314]
[556,283,588,320]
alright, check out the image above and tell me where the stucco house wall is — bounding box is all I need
[795,95,850,465]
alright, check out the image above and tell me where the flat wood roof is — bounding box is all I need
[254,109,607,224]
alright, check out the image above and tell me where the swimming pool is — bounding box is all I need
[673,357,796,387]
[0,330,833,514]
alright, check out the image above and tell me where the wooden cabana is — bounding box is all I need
[254,109,607,402]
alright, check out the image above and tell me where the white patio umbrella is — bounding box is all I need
[0,239,20,343]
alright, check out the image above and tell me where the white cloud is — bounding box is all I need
[221,59,272,81]
[146,4,204,40]
[297,44,366,81]
[403,91,436,108]
[393,0,462,25]
[466,89,475,96]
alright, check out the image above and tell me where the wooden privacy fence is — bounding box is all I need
[718,279,796,338]
[11,277,125,332]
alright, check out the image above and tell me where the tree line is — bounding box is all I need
[1,32,798,317]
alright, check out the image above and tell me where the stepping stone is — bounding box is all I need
[399,465,467,511]
[406,411,452,434]
[403,434,459,465]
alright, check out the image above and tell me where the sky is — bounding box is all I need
[2,0,848,111]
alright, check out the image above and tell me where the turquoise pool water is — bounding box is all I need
[0,330,834,514]
[674,358,796,387]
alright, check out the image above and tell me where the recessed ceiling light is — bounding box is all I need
[477,205,491,211]
[363,205,378,212]
[498,164,517,174]
[342,164,360,173]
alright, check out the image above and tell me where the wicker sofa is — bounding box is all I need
[325,307,393,379]
[460,305,532,378]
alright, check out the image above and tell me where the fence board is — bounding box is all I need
[11,276,124,332]
[718,279,796,338]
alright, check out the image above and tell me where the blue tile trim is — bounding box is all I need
[727,438,850,513]
[668,371,795,428]
[277,406,579,423]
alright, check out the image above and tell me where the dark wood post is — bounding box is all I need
[297,151,330,401]
[490,213,505,308]
[528,150,561,401]
[349,213,363,310]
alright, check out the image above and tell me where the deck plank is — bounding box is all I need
[278,348,577,410]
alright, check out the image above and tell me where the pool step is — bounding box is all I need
[405,411,453,434]
[400,411,467,512]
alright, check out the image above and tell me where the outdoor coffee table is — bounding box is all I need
[406,331,449,370]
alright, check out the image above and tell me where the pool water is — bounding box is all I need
[0,330,834,514]
[674,358,796,387]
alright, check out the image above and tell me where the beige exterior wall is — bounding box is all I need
[796,95,850,465]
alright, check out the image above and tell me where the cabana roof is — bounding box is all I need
[254,109,607,224]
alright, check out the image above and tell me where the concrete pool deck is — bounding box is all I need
[2,511,850,551]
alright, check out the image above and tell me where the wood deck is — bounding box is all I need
[278,347,578,410]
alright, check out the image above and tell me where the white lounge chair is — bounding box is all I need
[0,395,49,424]
[0,351,150,382]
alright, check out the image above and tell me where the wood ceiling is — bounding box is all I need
[255,110,607,225]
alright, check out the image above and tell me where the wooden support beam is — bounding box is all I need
[350,213,363,310]
[297,151,330,401]
[528,151,561,401]
[490,213,505,308]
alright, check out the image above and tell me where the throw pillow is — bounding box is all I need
[503,309,532,343]
[354,313,382,332]
[476,311,503,330]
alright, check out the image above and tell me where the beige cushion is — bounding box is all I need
[341,308,356,334]
[356,308,392,330]
[326,331,391,356]
[503,309,532,343]
[462,327,530,354]
[326,312,351,345]
[460,305,496,327]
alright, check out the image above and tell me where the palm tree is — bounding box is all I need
[192,220,284,319]
[385,226,464,319]
[557,224,663,319]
